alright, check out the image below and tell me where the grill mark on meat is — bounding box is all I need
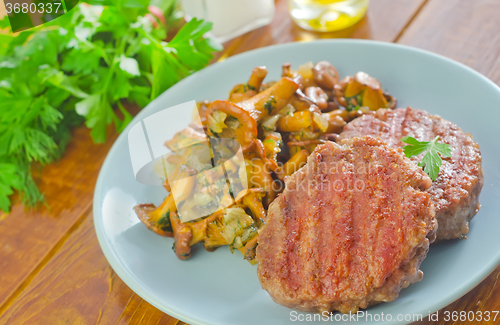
[257,138,436,314]
[400,107,411,137]
[296,163,318,294]
[311,163,324,299]
[322,157,354,300]
[306,190,321,299]
[308,164,324,299]
[284,194,301,291]
[340,107,483,241]
[361,173,376,292]
[372,173,390,288]
[356,155,375,292]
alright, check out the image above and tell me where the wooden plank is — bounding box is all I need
[229,0,427,57]
[0,125,119,308]
[397,0,500,85]
[397,0,500,323]
[2,215,500,325]
[421,266,500,324]
[0,214,185,325]
[367,0,429,42]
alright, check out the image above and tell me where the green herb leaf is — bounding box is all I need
[0,1,220,212]
[243,84,256,92]
[0,163,23,212]
[119,55,141,76]
[401,136,453,181]
[0,16,10,30]
[264,96,276,114]
[62,49,101,75]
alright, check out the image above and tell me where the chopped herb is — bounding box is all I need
[157,211,172,232]
[243,84,256,92]
[228,183,236,198]
[346,94,363,112]
[264,96,277,114]
[231,85,243,94]
[225,116,240,130]
[157,211,170,225]
[401,136,452,181]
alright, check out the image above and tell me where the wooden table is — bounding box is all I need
[1,0,500,324]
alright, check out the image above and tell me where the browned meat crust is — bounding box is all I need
[339,107,483,241]
[257,137,436,314]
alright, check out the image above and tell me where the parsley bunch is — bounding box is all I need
[0,0,222,212]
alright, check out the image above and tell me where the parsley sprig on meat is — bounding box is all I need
[0,0,221,212]
[401,136,452,181]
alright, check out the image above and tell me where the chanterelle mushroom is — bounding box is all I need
[312,61,340,90]
[334,71,397,111]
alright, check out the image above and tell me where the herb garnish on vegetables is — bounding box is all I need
[401,136,452,181]
[0,0,221,212]
[264,95,276,114]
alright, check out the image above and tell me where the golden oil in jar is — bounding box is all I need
[288,0,369,32]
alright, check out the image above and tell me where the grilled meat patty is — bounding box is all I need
[257,137,436,314]
[339,107,483,241]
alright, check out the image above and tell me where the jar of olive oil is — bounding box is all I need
[288,0,369,32]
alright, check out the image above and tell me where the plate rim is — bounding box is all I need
[93,38,500,325]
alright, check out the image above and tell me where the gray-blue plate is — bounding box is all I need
[93,40,500,325]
